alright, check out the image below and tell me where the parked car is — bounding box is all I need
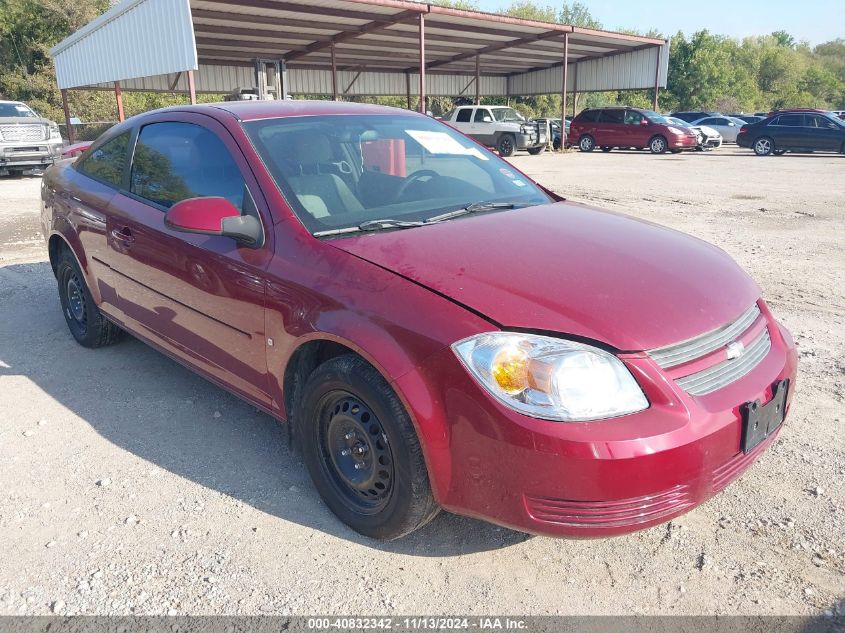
[533,117,570,150]
[569,107,699,154]
[689,116,747,143]
[828,110,845,121]
[443,105,546,156]
[737,110,845,155]
[666,117,722,150]
[670,111,720,123]
[0,100,64,176]
[42,101,797,540]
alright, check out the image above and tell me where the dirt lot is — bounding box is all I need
[0,147,843,617]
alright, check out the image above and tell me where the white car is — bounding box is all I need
[666,117,722,150]
[690,115,747,143]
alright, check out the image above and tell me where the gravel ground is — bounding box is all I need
[0,147,843,617]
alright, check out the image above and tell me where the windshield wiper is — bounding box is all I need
[313,218,425,237]
[425,201,517,223]
[313,202,519,238]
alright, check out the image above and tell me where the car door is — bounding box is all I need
[623,109,650,147]
[451,107,474,137]
[768,114,804,148]
[104,114,274,406]
[806,114,843,151]
[469,107,496,146]
[595,109,625,146]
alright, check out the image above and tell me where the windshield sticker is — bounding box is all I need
[512,179,527,187]
[407,130,488,160]
[499,168,515,178]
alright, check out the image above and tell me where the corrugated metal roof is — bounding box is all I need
[51,0,668,95]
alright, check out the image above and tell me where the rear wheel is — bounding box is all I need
[753,137,775,156]
[56,248,123,348]
[297,355,439,540]
[649,135,668,154]
[526,145,545,155]
[579,135,595,152]
[497,134,516,157]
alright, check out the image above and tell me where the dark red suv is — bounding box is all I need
[569,107,699,154]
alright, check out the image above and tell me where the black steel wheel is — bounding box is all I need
[56,248,123,348]
[318,392,394,513]
[497,134,516,157]
[297,355,439,539]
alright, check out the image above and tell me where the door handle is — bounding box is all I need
[110,227,135,246]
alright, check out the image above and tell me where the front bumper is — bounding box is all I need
[396,308,797,538]
[669,135,699,149]
[515,131,543,150]
[0,141,63,170]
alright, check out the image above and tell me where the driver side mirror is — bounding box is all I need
[165,197,262,246]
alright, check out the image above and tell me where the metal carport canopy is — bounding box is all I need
[50,0,669,140]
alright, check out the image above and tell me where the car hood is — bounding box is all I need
[0,116,52,126]
[329,202,761,351]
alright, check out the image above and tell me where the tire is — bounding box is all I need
[601,146,612,152]
[296,354,439,540]
[579,135,595,152]
[526,145,545,155]
[497,134,516,157]
[56,248,123,348]
[753,137,774,156]
[649,135,668,154]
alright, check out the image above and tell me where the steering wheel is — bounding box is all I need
[396,170,440,201]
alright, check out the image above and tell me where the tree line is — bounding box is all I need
[1,0,843,126]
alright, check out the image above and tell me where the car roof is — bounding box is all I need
[146,99,426,123]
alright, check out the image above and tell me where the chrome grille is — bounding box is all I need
[648,304,761,369]
[676,329,771,396]
[0,124,47,142]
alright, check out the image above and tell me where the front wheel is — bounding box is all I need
[579,135,595,152]
[497,134,516,157]
[56,249,123,348]
[754,137,775,156]
[526,145,545,155]
[649,136,667,154]
[297,355,439,540]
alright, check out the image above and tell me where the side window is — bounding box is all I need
[77,132,130,188]
[700,118,718,125]
[130,122,245,210]
[579,110,599,123]
[473,108,492,123]
[624,110,644,125]
[809,115,834,129]
[455,108,472,123]
[776,114,803,127]
[600,110,625,124]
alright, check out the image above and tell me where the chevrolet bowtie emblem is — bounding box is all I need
[726,341,745,360]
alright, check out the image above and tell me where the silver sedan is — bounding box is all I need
[690,115,747,143]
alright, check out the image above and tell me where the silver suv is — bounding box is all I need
[0,101,64,176]
[444,105,547,156]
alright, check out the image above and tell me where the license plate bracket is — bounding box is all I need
[741,379,789,453]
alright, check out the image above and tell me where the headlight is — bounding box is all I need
[452,332,648,422]
[667,126,686,136]
[49,123,61,140]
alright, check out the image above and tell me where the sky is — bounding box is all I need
[478,0,844,46]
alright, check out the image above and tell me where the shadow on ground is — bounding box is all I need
[0,261,530,557]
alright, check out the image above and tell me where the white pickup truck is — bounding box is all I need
[442,105,547,157]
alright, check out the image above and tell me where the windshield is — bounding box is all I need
[244,114,551,236]
[0,103,37,118]
[491,108,525,123]
[667,117,692,128]
[641,110,672,125]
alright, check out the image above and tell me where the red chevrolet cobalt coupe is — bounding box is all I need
[41,101,797,540]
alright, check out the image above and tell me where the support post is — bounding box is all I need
[572,63,578,117]
[475,55,480,105]
[405,71,412,110]
[279,60,288,99]
[114,81,125,122]
[418,13,426,114]
[653,44,661,111]
[560,33,569,151]
[331,42,339,101]
[60,89,75,144]
[187,70,197,104]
